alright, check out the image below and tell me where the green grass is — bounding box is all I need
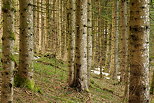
[30,55,124,102]
[0,48,124,102]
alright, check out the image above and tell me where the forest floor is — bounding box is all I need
[0,50,153,103]
[0,51,124,103]
[13,55,124,103]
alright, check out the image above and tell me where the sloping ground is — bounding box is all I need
[2,52,154,103]
[0,50,124,103]
[12,55,123,103]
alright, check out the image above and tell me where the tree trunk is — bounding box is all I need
[119,0,129,99]
[33,0,37,53]
[129,0,150,102]
[1,0,15,102]
[120,0,128,82]
[73,0,88,91]
[15,0,34,90]
[68,0,76,86]
[110,0,119,80]
[41,0,46,54]
[87,0,92,86]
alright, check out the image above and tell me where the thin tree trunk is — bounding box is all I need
[33,0,37,53]
[68,0,76,86]
[1,0,15,102]
[119,0,129,100]
[110,0,119,80]
[87,0,92,86]
[120,0,128,82]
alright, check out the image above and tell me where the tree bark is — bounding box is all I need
[15,0,34,90]
[110,0,119,80]
[1,0,15,102]
[68,0,76,86]
[129,0,150,102]
[73,0,88,91]
[87,0,92,86]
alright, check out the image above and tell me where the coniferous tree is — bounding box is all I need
[129,0,150,102]
[73,0,88,91]
[87,0,92,85]
[1,0,15,102]
[68,0,76,86]
[15,0,35,89]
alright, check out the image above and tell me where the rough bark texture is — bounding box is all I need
[87,0,92,86]
[129,0,150,102]
[74,0,88,91]
[40,0,46,54]
[120,0,129,99]
[36,0,41,53]
[15,0,34,89]
[105,24,112,71]
[110,0,119,80]
[33,0,37,53]
[68,0,76,86]
[1,0,15,102]
[120,0,128,82]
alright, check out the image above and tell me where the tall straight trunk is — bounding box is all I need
[96,16,100,67]
[52,0,57,54]
[105,24,112,71]
[73,0,88,91]
[37,0,41,53]
[59,0,62,58]
[33,0,37,53]
[68,0,76,86]
[14,0,19,50]
[99,19,104,78]
[120,0,128,82]
[110,0,116,76]
[41,0,45,53]
[100,20,108,77]
[46,0,49,50]
[46,0,53,52]
[110,0,119,80]
[114,0,119,80]
[15,0,34,89]
[92,1,97,67]
[120,0,129,99]
[60,0,65,59]
[129,0,150,102]
[98,1,103,78]
[62,0,68,60]
[87,0,92,86]
[1,0,15,102]
[57,0,62,58]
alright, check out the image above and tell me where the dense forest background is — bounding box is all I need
[0,0,154,103]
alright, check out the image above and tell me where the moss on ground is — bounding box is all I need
[14,75,33,89]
